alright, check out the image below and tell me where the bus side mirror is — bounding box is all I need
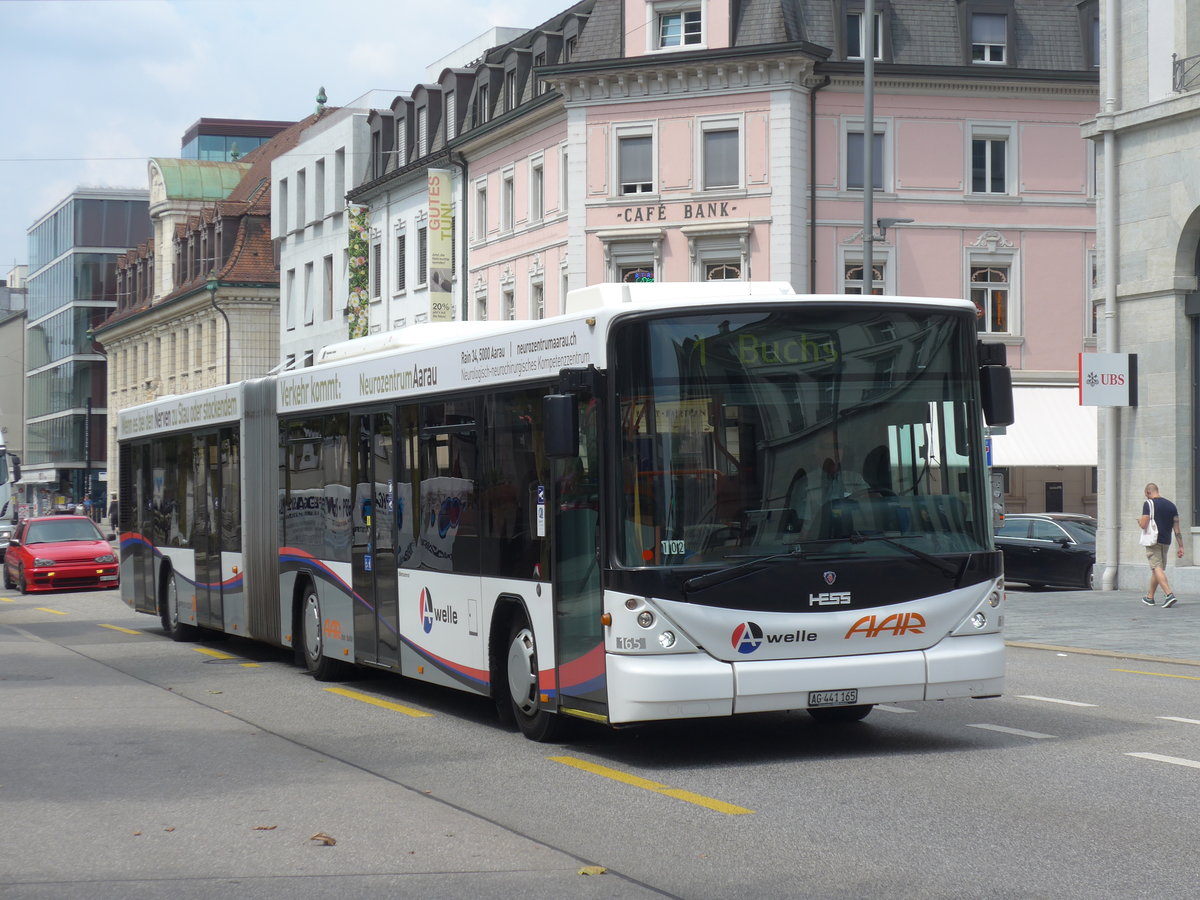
[544,394,579,459]
[980,366,1014,426]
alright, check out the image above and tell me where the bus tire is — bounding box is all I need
[159,567,199,642]
[807,704,874,724]
[505,615,563,742]
[298,581,342,681]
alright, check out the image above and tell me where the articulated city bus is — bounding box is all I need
[117,282,1013,740]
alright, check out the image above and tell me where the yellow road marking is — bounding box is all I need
[1112,668,1200,681]
[35,607,67,616]
[99,624,143,635]
[191,646,259,667]
[549,756,754,815]
[324,686,434,717]
[1,597,14,602]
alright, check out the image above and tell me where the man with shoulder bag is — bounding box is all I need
[1138,483,1183,607]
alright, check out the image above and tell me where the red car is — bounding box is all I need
[2,515,119,593]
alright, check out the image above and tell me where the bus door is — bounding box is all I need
[122,442,157,614]
[192,433,223,628]
[351,411,399,668]
[552,395,607,711]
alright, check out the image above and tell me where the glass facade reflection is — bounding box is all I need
[24,191,149,498]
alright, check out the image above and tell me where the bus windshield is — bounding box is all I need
[613,305,989,568]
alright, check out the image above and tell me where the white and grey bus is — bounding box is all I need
[117,282,1014,740]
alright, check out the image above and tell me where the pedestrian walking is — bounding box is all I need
[108,494,119,526]
[1139,483,1183,607]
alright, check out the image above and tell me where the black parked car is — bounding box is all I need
[995,513,1096,590]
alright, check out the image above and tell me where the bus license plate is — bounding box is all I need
[808,689,858,707]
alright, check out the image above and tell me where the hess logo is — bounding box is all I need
[420,587,458,634]
[844,612,926,639]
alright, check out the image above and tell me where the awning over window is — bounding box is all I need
[990,386,1097,467]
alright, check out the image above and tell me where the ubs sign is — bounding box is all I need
[1079,352,1137,407]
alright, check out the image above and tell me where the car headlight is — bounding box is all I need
[95,553,116,564]
[34,557,56,566]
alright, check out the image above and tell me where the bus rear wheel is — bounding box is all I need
[505,617,563,742]
[299,583,342,681]
[160,570,198,641]
[807,704,874,724]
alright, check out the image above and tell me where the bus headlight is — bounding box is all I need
[637,610,655,628]
[988,590,1002,608]
[971,612,987,629]
[658,630,676,649]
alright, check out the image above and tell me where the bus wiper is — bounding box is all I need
[682,546,805,595]
[847,532,961,579]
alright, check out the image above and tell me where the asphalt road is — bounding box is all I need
[2,584,1197,899]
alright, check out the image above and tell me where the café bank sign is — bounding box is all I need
[619,201,738,223]
[1079,352,1137,407]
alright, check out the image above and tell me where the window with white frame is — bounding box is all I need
[701,119,740,190]
[501,168,515,231]
[395,120,407,166]
[371,242,382,299]
[530,155,544,223]
[654,3,703,49]
[842,259,886,295]
[617,126,654,195]
[476,84,490,125]
[503,289,515,320]
[475,291,488,321]
[296,169,307,226]
[532,54,545,95]
[970,124,1012,194]
[685,227,749,281]
[971,13,1007,63]
[444,92,455,140]
[395,233,407,293]
[846,10,882,60]
[475,180,488,240]
[1086,249,1098,337]
[417,227,428,285]
[845,124,887,191]
[285,269,296,330]
[278,178,289,234]
[303,261,314,325]
[417,107,428,157]
[531,280,545,319]
[504,69,518,111]
[323,255,334,319]
[314,158,325,220]
[603,234,662,282]
[970,263,1010,333]
[560,145,569,211]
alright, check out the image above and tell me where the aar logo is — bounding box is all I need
[731,621,764,654]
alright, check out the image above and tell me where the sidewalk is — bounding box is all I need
[1004,586,1200,665]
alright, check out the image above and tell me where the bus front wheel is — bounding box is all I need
[505,617,563,742]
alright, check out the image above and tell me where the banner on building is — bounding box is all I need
[1079,352,1137,406]
[427,169,454,322]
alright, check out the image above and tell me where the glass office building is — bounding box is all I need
[180,118,292,162]
[24,189,149,509]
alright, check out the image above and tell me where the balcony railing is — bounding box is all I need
[1173,52,1200,93]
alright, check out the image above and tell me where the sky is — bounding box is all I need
[0,0,548,274]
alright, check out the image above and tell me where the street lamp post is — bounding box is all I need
[205,272,232,384]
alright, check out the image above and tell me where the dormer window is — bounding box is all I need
[504,69,518,111]
[971,12,1007,63]
[418,107,428,157]
[654,3,703,50]
[395,120,407,166]
[476,84,490,125]
[847,10,882,60]
[445,91,456,139]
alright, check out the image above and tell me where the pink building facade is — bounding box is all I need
[352,0,1100,512]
